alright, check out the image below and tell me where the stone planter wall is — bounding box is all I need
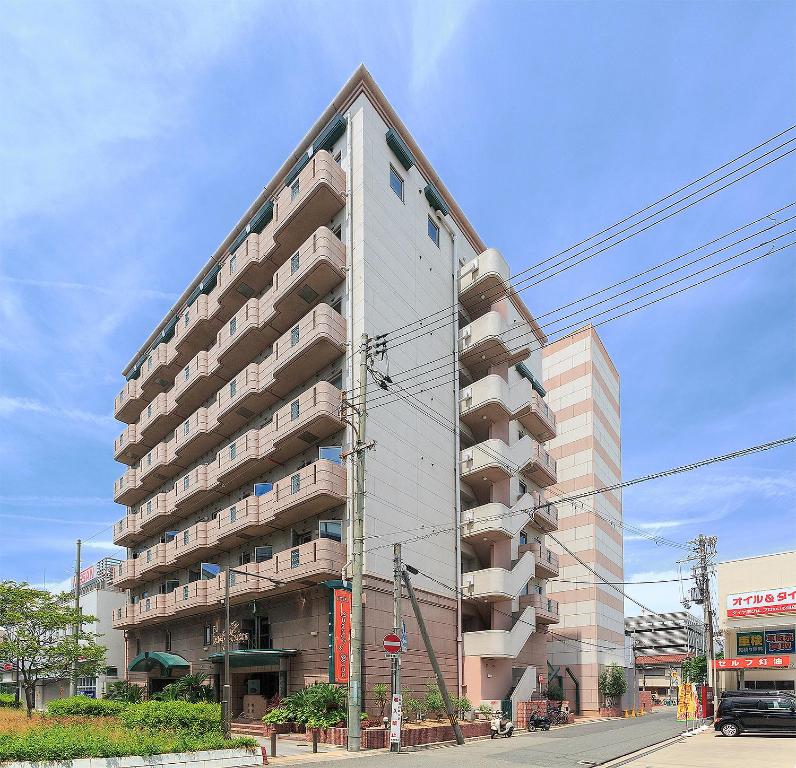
[599,706,623,717]
[307,720,492,749]
[0,747,259,768]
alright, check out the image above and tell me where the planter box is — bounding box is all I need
[599,707,623,717]
[1,748,258,768]
[307,721,491,750]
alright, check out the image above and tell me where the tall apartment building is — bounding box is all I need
[110,66,560,714]
[542,326,624,714]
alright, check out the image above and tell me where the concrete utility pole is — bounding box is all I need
[70,539,81,697]
[347,333,369,752]
[697,534,719,718]
[223,566,231,739]
[402,566,464,746]
[391,543,402,753]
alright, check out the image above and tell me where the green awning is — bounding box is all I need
[207,649,298,668]
[424,183,449,216]
[386,128,415,171]
[128,651,190,674]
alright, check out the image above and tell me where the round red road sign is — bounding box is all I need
[383,633,401,654]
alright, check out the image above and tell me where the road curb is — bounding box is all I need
[594,732,687,767]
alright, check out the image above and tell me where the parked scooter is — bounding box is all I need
[490,712,514,738]
[526,711,551,731]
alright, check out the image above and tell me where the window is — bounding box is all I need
[203,626,212,646]
[106,667,118,678]
[255,546,273,563]
[256,615,273,649]
[519,481,527,497]
[145,598,151,611]
[389,165,404,201]
[291,325,300,346]
[239,551,251,566]
[290,549,300,568]
[428,216,440,246]
[147,355,153,371]
[290,474,301,494]
[254,482,273,496]
[332,224,342,240]
[165,630,171,652]
[136,639,141,655]
[147,404,152,418]
[147,452,152,466]
[230,505,237,523]
[147,500,152,514]
[519,530,528,546]
[229,254,237,274]
[291,179,300,201]
[183,475,190,491]
[229,442,237,460]
[230,380,237,398]
[294,530,312,546]
[183,585,189,599]
[319,520,342,542]
[183,420,190,436]
[291,252,300,274]
[290,399,300,420]
[329,371,343,389]
[319,446,343,464]
[146,549,152,563]
[333,151,342,165]
[183,365,190,382]
[183,530,189,545]
[229,317,237,336]
[201,563,220,580]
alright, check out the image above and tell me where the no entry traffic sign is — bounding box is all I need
[383,633,402,654]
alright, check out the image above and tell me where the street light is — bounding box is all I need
[221,567,284,738]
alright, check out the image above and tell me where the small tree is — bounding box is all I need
[545,680,564,701]
[681,655,714,684]
[423,680,445,720]
[106,680,145,703]
[0,581,106,716]
[372,682,389,719]
[598,663,627,708]
[153,673,215,702]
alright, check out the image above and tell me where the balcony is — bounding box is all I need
[459,311,533,379]
[139,343,179,401]
[271,151,346,264]
[213,429,268,490]
[269,382,344,463]
[112,559,138,590]
[113,514,141,547]
[271,459,346,526]
[136,543,169,579]
[115,379,145,424]
[172,465,222,518]
[462,606,536,658]
[216,496,269,548]
[520,440,557,488]
[462,551,535,602]
[216,227,277,318]
[268,227,346,335]
[168,520,218,567]
[112,605,136,630]
[519,541,559,578]
[137,492,173,537]
[531,498,558,532]
[173,409,217,465]
[174,293,222,359]
[138,392,183,448]
[138,443,174,492]
[114,424,142,465]
[215,299,270,373]
[218,538,346,605]
[271,304,346,395]
[459,249,510,320]
[170,580,213,618]
[131,594,170,626]
[515,390,556,442]
[215,363,275,434]
[114,468,143,506]
[174,351,224,412]
[461,497,529,545]
[519,594,559,624]
[460,439,545,502]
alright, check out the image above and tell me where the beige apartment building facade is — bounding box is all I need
[110,66,560,715]
[542,326,624,714]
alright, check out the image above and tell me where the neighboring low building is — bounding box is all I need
[716,550,796,693]
[634,653,691,699]
[625,612,704,657]
[34,559,126,708]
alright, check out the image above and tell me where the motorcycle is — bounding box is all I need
[490,713,514,738]
[526,712,551,731]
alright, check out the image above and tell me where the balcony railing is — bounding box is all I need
[462,551,535,602]
[213,429,264,489]
[136,543,169,578]
[462,606,536,658]
[139,342,179,401]
[173,408,216,465]
[521,442,557,488]
[112,514,141,547]
[114,424,141,465]
[174,351,223,411]
[115,379,144,424]
[459,249,511,321]
[215,299,270,374]
[216,224,277,317]
[519,593,559,624]
[174,293,223,359]
[518,541,559,577]
[172,464,222,518]
[114,468,143,506]
[514,390,556,443]
[459,311,534,379]
[270,459,346,526]
[138,392,183,447]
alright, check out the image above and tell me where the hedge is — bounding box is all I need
[0,694,20,709]
[46,697,125,717]
[0,722,255,762]
[119,701,222,733]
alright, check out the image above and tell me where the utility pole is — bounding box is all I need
[697,535,718,718]
[402,566,464,746]
[223,566,231,739]
[70,539,81,697]
[347,333,369,752]
[391,543,402,753]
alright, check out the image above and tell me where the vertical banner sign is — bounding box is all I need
[389,694,402,746]
[676,683,697,721]
[333,589,352,683]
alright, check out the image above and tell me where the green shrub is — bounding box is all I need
[423,681,444,720]
[0,693,21,708]
[46,696,125,717]
[455,696,472,720]
[261,683,347,728]
[152,674,215,702]
[120,701,222,734]
[262,706,291,725]
[106,680,145,703]
[405,695,423,721]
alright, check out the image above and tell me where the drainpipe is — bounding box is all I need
[345,111,355,574]
[437,211,462,697]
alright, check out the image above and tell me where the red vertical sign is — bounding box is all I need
[333,589,351,683]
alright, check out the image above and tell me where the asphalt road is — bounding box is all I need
[299,710,686,767]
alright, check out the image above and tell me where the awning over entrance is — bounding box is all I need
[207,649,298,668]
[128,651,191,675]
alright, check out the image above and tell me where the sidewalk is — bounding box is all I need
[600,728,796,768]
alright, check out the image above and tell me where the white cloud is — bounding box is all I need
[0,395,114,427]
[0,513,112,526]
[0,276,177,302]
[0,495,110,508]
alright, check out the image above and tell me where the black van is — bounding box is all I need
[715,693,796,736]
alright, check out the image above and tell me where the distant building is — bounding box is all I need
[34,558,126,708]
[717,550,796,693]
[625,612,705,656]
[633,653,691,699]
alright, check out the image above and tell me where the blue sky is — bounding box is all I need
[1,1,794,611]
